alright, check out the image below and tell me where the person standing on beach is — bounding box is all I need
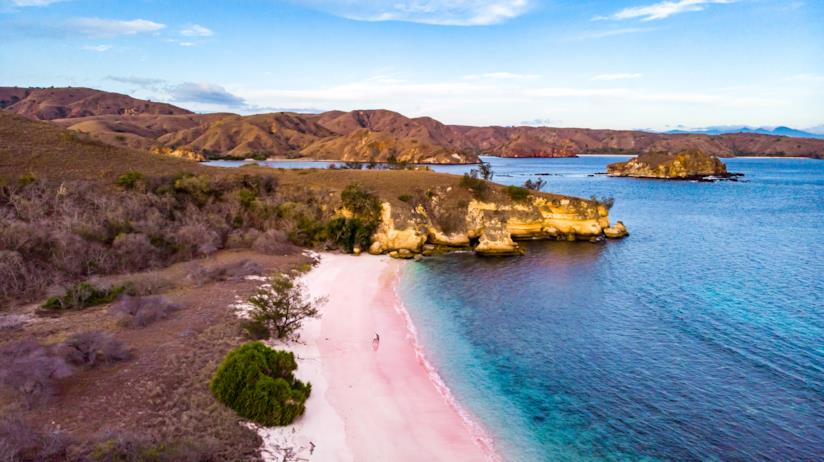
[372,333,380,351]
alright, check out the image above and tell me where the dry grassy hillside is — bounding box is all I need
[0,87,190,120]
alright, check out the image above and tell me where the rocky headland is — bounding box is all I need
[363,187,628,258]
[606,150,740,180]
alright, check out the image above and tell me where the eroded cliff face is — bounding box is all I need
[149,146,206,161]
[607,150,730,179]
[367,192,628,257]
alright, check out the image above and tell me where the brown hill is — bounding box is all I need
[0,112,203,182]
[0,87,191,120]
[2,86,823,161]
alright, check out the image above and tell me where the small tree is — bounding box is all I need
[475,161,494,180]
[248,275,325,341]
[523,177,547,191]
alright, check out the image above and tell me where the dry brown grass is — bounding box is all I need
[0,250,310,461]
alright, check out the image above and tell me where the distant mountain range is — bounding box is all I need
[663,125,824,140]
[2,86,823,162]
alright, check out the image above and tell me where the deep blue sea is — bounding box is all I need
[396,156,824,461]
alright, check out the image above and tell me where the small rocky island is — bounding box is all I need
[607,149,741,180]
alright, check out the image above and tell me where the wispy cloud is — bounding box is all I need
[180,24,213,37]
[8,0,66,5]
[591,73,643,81]
[464,72,539,80]
[169,82,246,107]
[66,17,166,37]
[788,73,824,82]
[81,44,112,52]
[296,0,532,26]
[570,27,651,40]
[106,75,166,88]
[601,0,735,21]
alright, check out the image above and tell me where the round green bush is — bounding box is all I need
[210,342,311,426]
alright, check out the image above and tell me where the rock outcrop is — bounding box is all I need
[368,191,627,257]
[607,150,735,179]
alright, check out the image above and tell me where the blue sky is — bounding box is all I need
[1,0,822,130]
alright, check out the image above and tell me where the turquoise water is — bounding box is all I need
[398,156,824,461]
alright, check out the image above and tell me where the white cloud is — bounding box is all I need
[464,72,539,80]
[9,0,67,6]
[604,0,735,21]
[82,44,112,52]
[178,41,195,47]
[296,0,532,26]
[180,24,213,37]
[591,73,643,81]
[66,17,166,37]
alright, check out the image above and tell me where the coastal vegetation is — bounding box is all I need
[244,274,325,341]
[210,342,312,426]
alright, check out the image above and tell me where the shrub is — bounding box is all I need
[459,173,489,199]
[505,185,529,201]
[247,274,325,341]
[59,331,131,368]
[112,233,157,271]
[41,282,126,311]
[340,183,382,219]
[523,177,547,191]
[240,318,271,340]
[110,295,180,328]
[210,342,311,426]
[185,259,263,286]
[0,339,72,408]
[397,194,412,203]
[0,414,72,461]
[252,229,294,255]
[593,195,616,210]
[89,433,212,462]
[326,217,377,253]
[115,171,144,190]
[476,161,494,180]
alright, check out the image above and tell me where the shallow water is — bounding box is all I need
[399,156,824,461]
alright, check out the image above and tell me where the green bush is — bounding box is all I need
[505,185,529,201]
[42,283,126,311]
[326,217,377,253]
[340,183,382,219]
[210,342,311,426]
[397,194,413,203]
[115,171,144,190]
[459,173,489,198]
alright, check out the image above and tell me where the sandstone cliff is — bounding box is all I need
[607,150,733,179]
[365,186,628,257]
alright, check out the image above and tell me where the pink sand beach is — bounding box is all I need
[257,253,497,461]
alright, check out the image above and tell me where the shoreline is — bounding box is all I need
[255,253,498,461]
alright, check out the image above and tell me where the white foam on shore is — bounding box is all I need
[387,262,501,462]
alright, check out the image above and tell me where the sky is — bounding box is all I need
[1,0,823,130]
